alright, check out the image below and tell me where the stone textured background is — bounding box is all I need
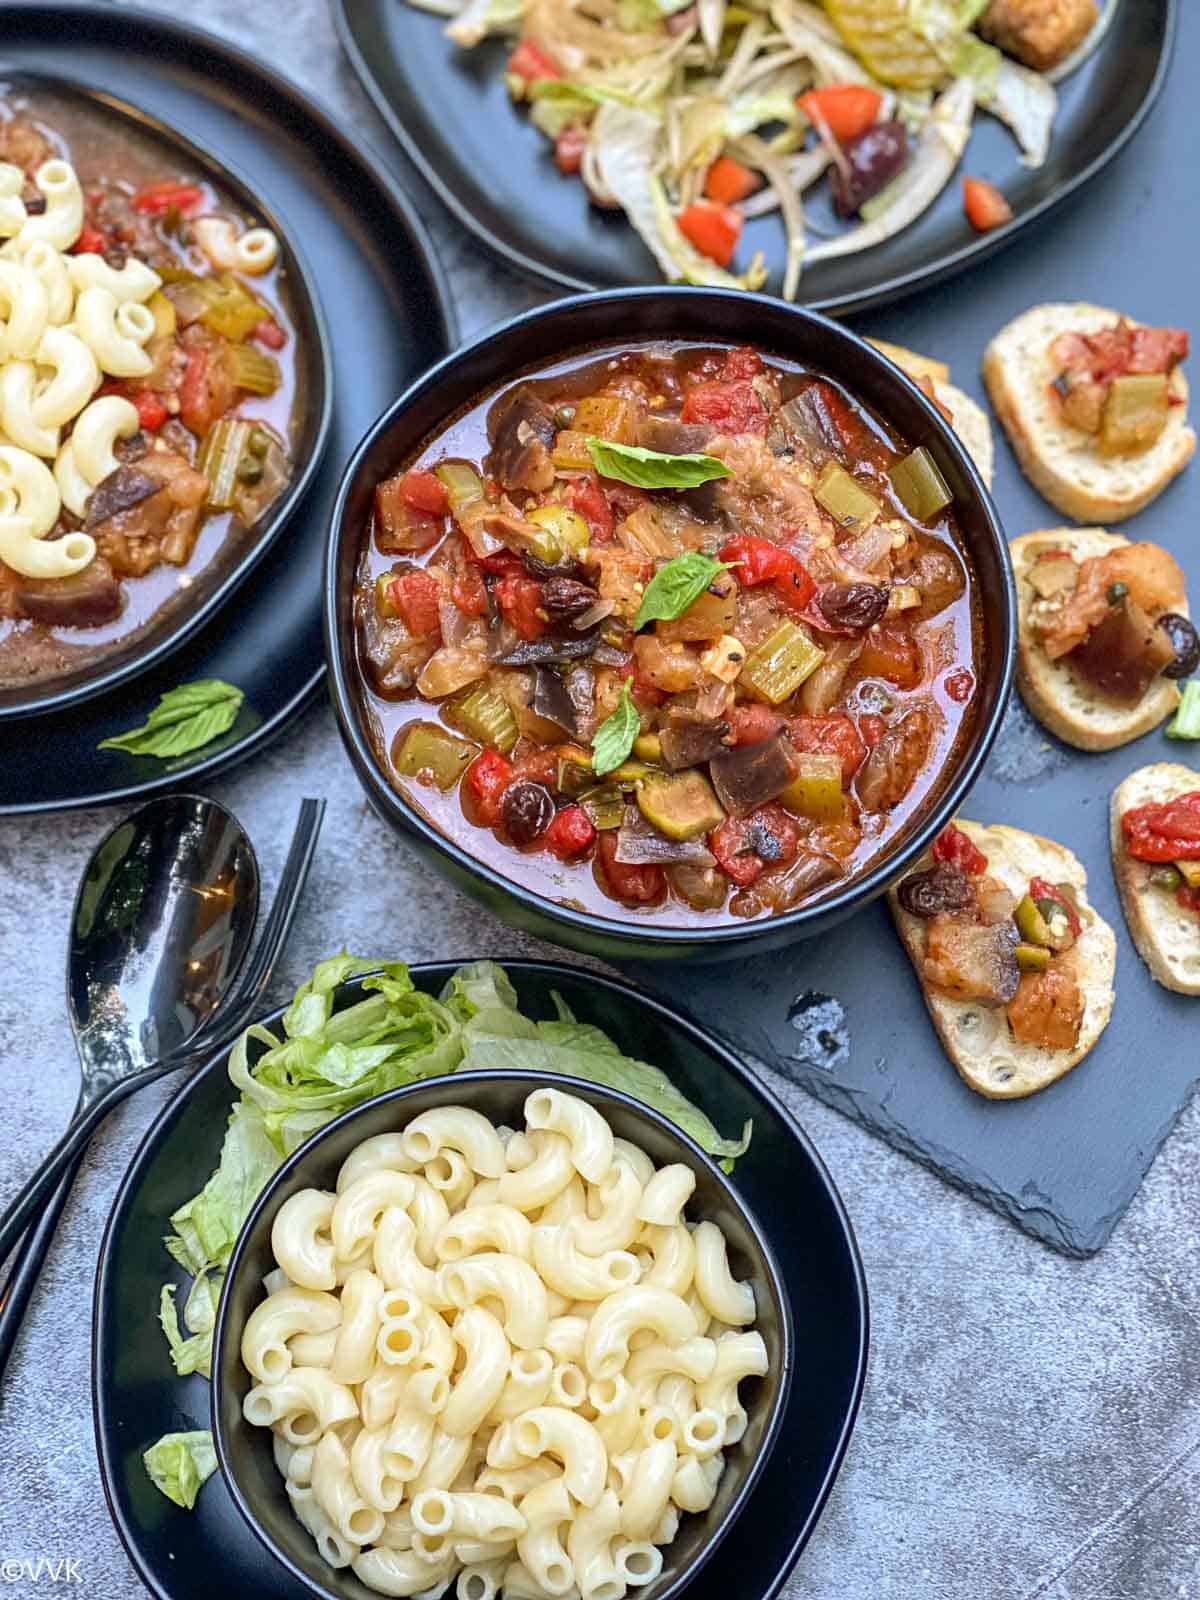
[0,1,1197,1595]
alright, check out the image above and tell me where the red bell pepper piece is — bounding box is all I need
[932,824,988,877]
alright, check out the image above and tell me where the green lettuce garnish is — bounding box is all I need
[143,1431,217,1510]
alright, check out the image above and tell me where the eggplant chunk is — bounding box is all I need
[922,915,1020,1007]
[486,385,557,493]
[15,558,122,627]
[85,466,161,529]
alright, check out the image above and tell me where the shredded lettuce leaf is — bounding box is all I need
[143,1431,217,1510]
[147,954,750,1507]
[445,0,523,48]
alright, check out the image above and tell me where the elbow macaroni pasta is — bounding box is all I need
[244,1090,766,1597]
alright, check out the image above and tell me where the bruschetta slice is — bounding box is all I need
[1111,763,1200,995]
[1010,527,1195,751]
[870,338,995,488]
[889,820,1116,1099]
[983,303,1194,523]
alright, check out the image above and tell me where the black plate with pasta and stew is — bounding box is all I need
[0,72,330,718]
[335,0,1173,312]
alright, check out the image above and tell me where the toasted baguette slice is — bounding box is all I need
[1110,763,1200,995]
[1010,528,1184,751]
[983,303,1195,522]
[889,820,1116,1099]
[867,338,995,486]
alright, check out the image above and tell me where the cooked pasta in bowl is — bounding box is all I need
[212,1072,792,1600]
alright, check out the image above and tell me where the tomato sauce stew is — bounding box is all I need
[0,88,299,690]
[354,341,984,927]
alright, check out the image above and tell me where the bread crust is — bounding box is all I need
[865,338,995,487]
[983,303,1195,523]
[1110,763,1200,996]
[889,820,1116,1099]
[1010,527,1184,752]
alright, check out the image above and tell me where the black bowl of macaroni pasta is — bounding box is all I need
[212,1070,794,1600]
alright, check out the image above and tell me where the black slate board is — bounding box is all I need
[624,7,1197,1259]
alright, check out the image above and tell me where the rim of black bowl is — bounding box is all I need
[0,66,334,722]
[324,287,1017,952]
[211,1065,797,1600]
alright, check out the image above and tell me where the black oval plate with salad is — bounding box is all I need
[336,0,1173,311]
[94,959,867,1600]
[0,5,453,814]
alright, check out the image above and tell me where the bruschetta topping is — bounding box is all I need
[1121,791,1200,916]
[1048,320,1188,455]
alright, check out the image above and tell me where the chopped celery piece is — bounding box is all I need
[196,418,254,510]
[1015,943,1051,973]
[434,461,484,513]
[194,273,266,341]
[557,748,594,795]
[636,770,725,841]
[581,786,625,829]
[225,343,281,396]
[814,461,880,529]
[148,290,176,340]
[633,732,663,762]
[779,753,843,821]
[740,621,826,704]
[393,722,478,790]
[444,686,519,754]
[1099,375,1169,457]
[529,503,590,555]
[890,446,952,520]
[1166,681,1200,740]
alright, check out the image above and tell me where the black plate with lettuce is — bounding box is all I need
[93,958,867,1600]
[0,5,452,813]
[333,0,1172,312]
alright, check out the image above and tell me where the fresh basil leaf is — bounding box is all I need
[586,437,733,491]
[592,680,640,776]
[634,551,730,630]
[99,679,244,759]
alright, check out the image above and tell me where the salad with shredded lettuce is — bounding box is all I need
[144,955,749,1509]
[404,0,1115,298]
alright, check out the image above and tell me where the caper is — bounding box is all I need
[248,428,270,458]
[237,458,264,483]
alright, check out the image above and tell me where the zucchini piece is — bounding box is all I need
[633,732,663,762]
[636,770,725,841]
[779,753,843,821]
[393,722,478,790]
[740,621,826,704]
[581,786,625,829]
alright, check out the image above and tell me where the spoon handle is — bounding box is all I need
[0,1160,79,1379]
[0,1091,125,1263]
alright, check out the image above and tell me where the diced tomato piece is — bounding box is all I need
[477,549,525,577]
[681,378,767,436]
[1121,792,1200,863]
[857,625,923,690]
[722,347,762,381]
[178,347,212,436]
[131,391,168,432]
[788,714,865,785]
[710,804,800,888]
[72,223,107,256]
[465,750,515,827]
[494,574,547,641]
[943,667,975,704]
[859,712,886,749]
[719,534,816,613]
[932,824,988,877]
[544,805,596,861]
[375,479,444,551]
[963,177,1013,234]
[676,202,742,270]
[389,570,442,638]
[451,568,487,618]
[1127,326,1189,374]
[566,474,614,541]
[513,747,561,789]
[597,830,665,904]
[1178,884,1200,915]
[606,482,648,517]
[621,665,667,711]
[508,38,561,81]
[398,468,450,517]
[554,125,588,177]
[799,85,883,144]
[252,318,287,349]
[1029,876,1083,940]
[132,180,206,217]
[705,157,759,206]
[728,703,784,747]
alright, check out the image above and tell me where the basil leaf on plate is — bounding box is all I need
[98,678,244,759]
[634,551,730,630]
[592,679,640,776]
[585,436,733,491]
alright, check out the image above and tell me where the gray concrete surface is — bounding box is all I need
[1,1,1197,1595]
